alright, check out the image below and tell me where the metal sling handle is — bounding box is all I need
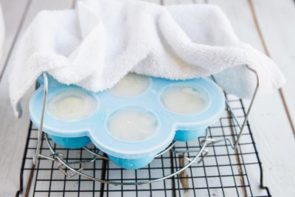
[33,66,259,185]
[43,131,212,185]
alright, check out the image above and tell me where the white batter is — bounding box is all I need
[108,108,158,142]
[47,89,97,121]
[110,73,150,97]
[162,86,208,115]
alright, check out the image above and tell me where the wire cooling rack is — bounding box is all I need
[17,95,271,197]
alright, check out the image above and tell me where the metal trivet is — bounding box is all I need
[16,69,271,196]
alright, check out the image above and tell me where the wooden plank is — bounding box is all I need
[163,0,198,5]
[207,0,295,196]
[144,0,162,3]
[249,0,295,133]
[0,0,31,78]
[0,0,73,196]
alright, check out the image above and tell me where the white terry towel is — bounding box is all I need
[9,0,285,117]
[0,4,5,59]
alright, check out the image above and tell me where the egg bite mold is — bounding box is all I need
[30,74,225,169]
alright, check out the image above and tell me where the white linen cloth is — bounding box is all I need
[9,0,285,117]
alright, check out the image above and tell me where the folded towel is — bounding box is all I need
[0,4,4,59]
[9,0,285,117]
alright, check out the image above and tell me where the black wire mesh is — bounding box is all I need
[17,96,271,197]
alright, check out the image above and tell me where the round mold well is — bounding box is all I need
[43,88,100,149]
[107,107,160,143]
[100,106,163,169]
[110,74,151,98]
[157,80,223,142]
[47,88,98,122]
[160,85,210,115]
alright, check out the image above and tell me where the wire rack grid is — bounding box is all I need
[17,93,271,197]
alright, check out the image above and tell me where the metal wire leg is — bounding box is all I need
[211,65,260,150]
[33,73,49,166]
[232,66,259,149]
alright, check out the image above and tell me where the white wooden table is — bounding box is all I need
[0,0,294,196]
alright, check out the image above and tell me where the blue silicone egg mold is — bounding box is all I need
[30,74,225,169]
